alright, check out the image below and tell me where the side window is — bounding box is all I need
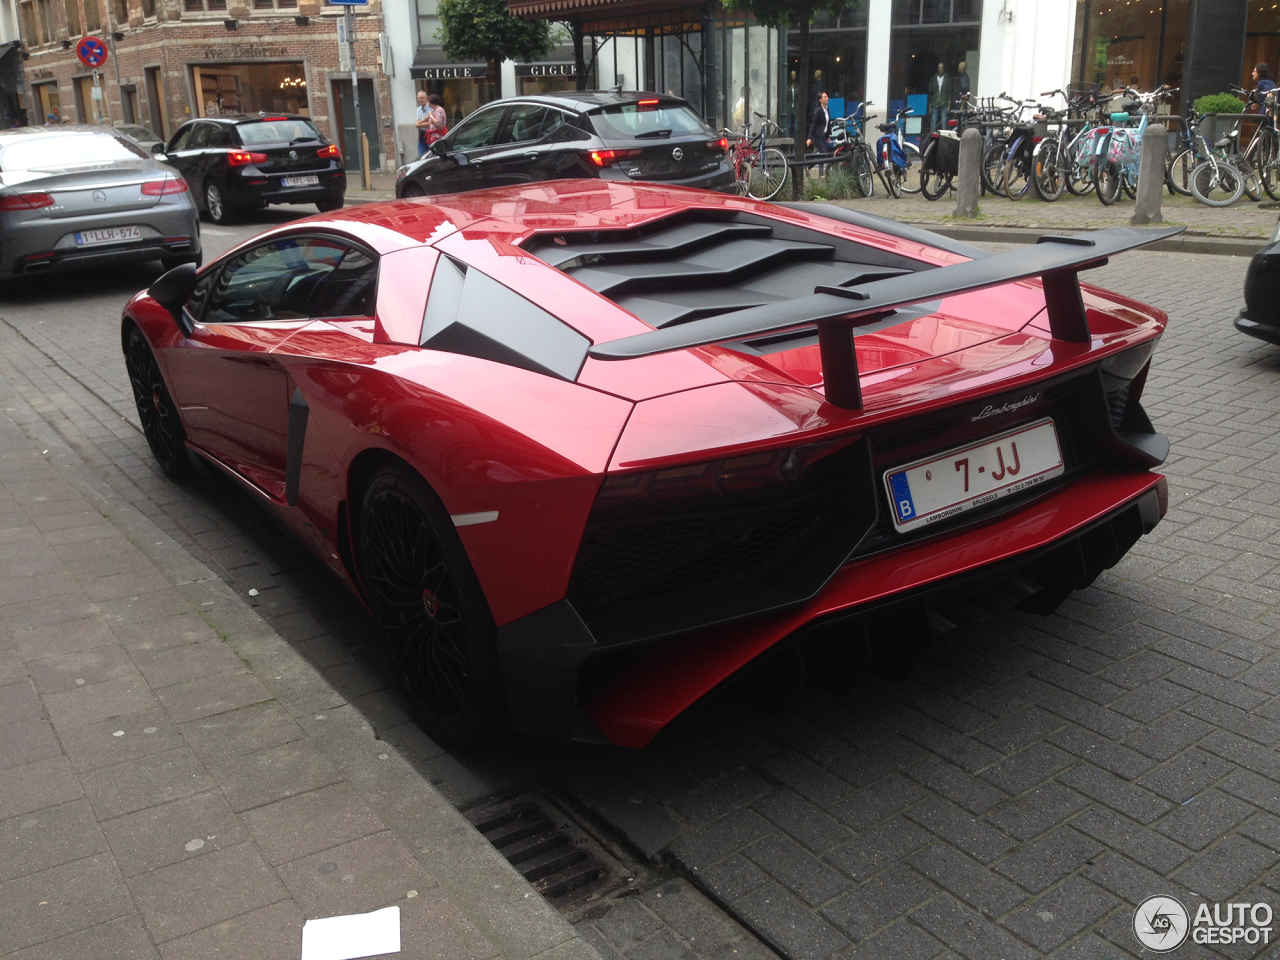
[541,110,567,138]
[499,105,548,145]
[450,106,507,151]
[315,247,378,318]
[204,238,345,323]
[421,256,588,381]
[187,123,210,149]
[205,124,230,148]
[168,124,194,152]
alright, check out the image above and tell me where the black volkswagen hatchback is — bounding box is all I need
[159,115,346,224]
[395,91,734,198]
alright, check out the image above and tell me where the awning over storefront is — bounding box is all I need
[410,48,489,79]
[514,62,576,76]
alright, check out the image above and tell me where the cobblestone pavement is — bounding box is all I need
[2,207,1278,959]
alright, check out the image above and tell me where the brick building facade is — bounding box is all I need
[16,0,393,170]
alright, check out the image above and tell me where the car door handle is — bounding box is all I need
[524,153,539,160]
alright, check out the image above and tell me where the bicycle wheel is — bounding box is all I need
[1190,159,1245,206]
[1259,131,1280,201]
[1238,156,1262,202]
[850,147,875,197]
[1003,156,1033,200]
[1095,160,1122,205]
[921,170,952,200]
[732,150,752,196]
[982,140,1007,196]
[746,147,789,200]
[1031,139,1065,201]
[1121,166,1137,200]
[1165,147,1194,196]
[900,141,923,194]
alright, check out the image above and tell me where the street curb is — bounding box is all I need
[0,327,599,960]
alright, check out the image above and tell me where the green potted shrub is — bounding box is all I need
[1193,92,1247,144]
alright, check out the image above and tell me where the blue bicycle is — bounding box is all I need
[873,105,915,198]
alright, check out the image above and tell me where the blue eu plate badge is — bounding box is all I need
[889,472,916,522]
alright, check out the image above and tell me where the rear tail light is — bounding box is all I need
[585,148,643,167]
[263,116,290,121]
[317,143,341,160]
[707,137,729,154]
[228,151,269,167]
[638,98,660,107]
[0,192,55,211]
[141,178,189,195]
[593,439,852,514]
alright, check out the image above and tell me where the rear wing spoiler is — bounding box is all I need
[587,226,1184,409]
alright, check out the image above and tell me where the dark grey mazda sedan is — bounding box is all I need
[0,126,200,278]
[395,91,735,198]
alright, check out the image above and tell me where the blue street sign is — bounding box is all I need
[328,0,369,5]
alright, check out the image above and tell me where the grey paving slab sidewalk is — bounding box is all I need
[0,370,597,958]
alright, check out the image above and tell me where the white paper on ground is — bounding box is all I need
[299,905,401,960]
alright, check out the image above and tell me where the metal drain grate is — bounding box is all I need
[467,792,627,911]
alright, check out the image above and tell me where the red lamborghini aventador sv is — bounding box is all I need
[122,181,1177,748]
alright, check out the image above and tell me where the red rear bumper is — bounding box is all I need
[586,469,1166,747]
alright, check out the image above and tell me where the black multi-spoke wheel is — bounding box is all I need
[123,326,190,479]
[359,463,505,745]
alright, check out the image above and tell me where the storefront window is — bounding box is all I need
[192,62,309,117]
[889,1,980,134]
[418,0,440,48]
[415,75,497,126]
[1072,0,1188,111]
[1245,3,1280,90]
[724,18,778,132]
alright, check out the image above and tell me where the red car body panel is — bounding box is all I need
[585,470,1164,748]
[124,180,1173,746]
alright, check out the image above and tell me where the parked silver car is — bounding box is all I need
[0,126,200,278]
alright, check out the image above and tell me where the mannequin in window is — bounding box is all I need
[927,63,950,134]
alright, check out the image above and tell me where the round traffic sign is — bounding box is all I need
[76,36,108,68]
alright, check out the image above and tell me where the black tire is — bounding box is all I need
[316,197,345,213]
[160,252,203,271]
[359,462,507,746]
[1259,131,1280,201]
[1166,147,1194,196]
[1031,140,1065,201]
[1002,156,1032,200]
[123,326,191,480]
[400,181,427,199]
[1095,160,1122,205]
[921,169,952,200]
[203,180,235,225]
[981,140,1007,197]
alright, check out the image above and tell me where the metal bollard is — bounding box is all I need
[953,127,982,219]
[1131,123,1168,226]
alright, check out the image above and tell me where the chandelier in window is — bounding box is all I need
[279,77,307,89]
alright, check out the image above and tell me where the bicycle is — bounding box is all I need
[1028,86,1110,201]
[831,103,877,197]
[1092,86,1177,206]
[873,105,915,198]
[728,114,789,201]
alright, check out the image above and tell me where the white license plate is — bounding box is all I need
[75,225,141,246]
[884,418,1064,532]
[281,175,320,188]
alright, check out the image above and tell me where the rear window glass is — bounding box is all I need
[0,134,148,171]
[236,119,324,145]
[589,103,710,140]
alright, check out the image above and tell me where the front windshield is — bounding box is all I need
[589,102,710,140]
[119,125,159,140]
[237,119,324,144]
[0,134,148,171]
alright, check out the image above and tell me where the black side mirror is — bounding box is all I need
[149,263,199,336]
[150,142,164,154]
[430,139,449,157]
